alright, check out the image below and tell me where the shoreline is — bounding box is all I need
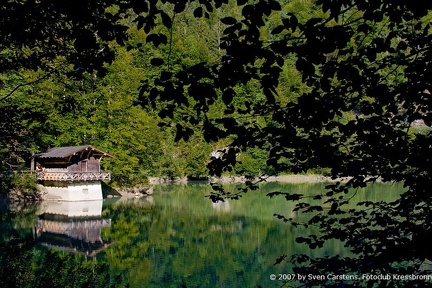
[148,175,348,184]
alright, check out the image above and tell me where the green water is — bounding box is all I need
[0,182,404,288]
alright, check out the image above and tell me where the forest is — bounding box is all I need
[1,0,432,285]
[1,0,429,189]
[0,0,316,189]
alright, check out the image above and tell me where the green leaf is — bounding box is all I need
[146,34,168,47]
[150,58,164,67]
[221,17,237,25]
[194,7,203,18]
[271,25,285,35]
[160,11,172,28]
[222,88,235,105]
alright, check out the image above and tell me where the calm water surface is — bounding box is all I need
[0,182,403,288]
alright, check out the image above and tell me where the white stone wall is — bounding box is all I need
[41,182,69,201]
[68,181,102,201]
[42,181,103,201]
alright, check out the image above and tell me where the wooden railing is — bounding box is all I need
[36,172,111,181]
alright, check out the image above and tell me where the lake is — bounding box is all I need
[0,181,404,287]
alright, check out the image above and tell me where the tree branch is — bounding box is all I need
[0,74,48,102]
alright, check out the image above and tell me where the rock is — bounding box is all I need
[146,187,154,195]
[411,119,428,127]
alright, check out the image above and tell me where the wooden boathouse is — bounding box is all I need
[31,145,112,201]
[35,200,111,257]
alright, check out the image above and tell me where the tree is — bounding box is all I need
[0,0,128,187]
[0,0,129,76]
[133,0,432,286]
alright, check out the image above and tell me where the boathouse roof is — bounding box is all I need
[35,145,112,159]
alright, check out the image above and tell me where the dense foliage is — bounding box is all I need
[0,1,227,186]
[1,0,432,286]
[0,1,303,186]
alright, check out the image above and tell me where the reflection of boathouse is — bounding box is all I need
[35,200,112,257]
[31,145,112,201]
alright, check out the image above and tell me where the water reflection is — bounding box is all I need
[37,199,104,217]
[0,182,405,288]
[34,200,112,257]
[211,200,231,212]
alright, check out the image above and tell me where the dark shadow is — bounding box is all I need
[101,181,122,198]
